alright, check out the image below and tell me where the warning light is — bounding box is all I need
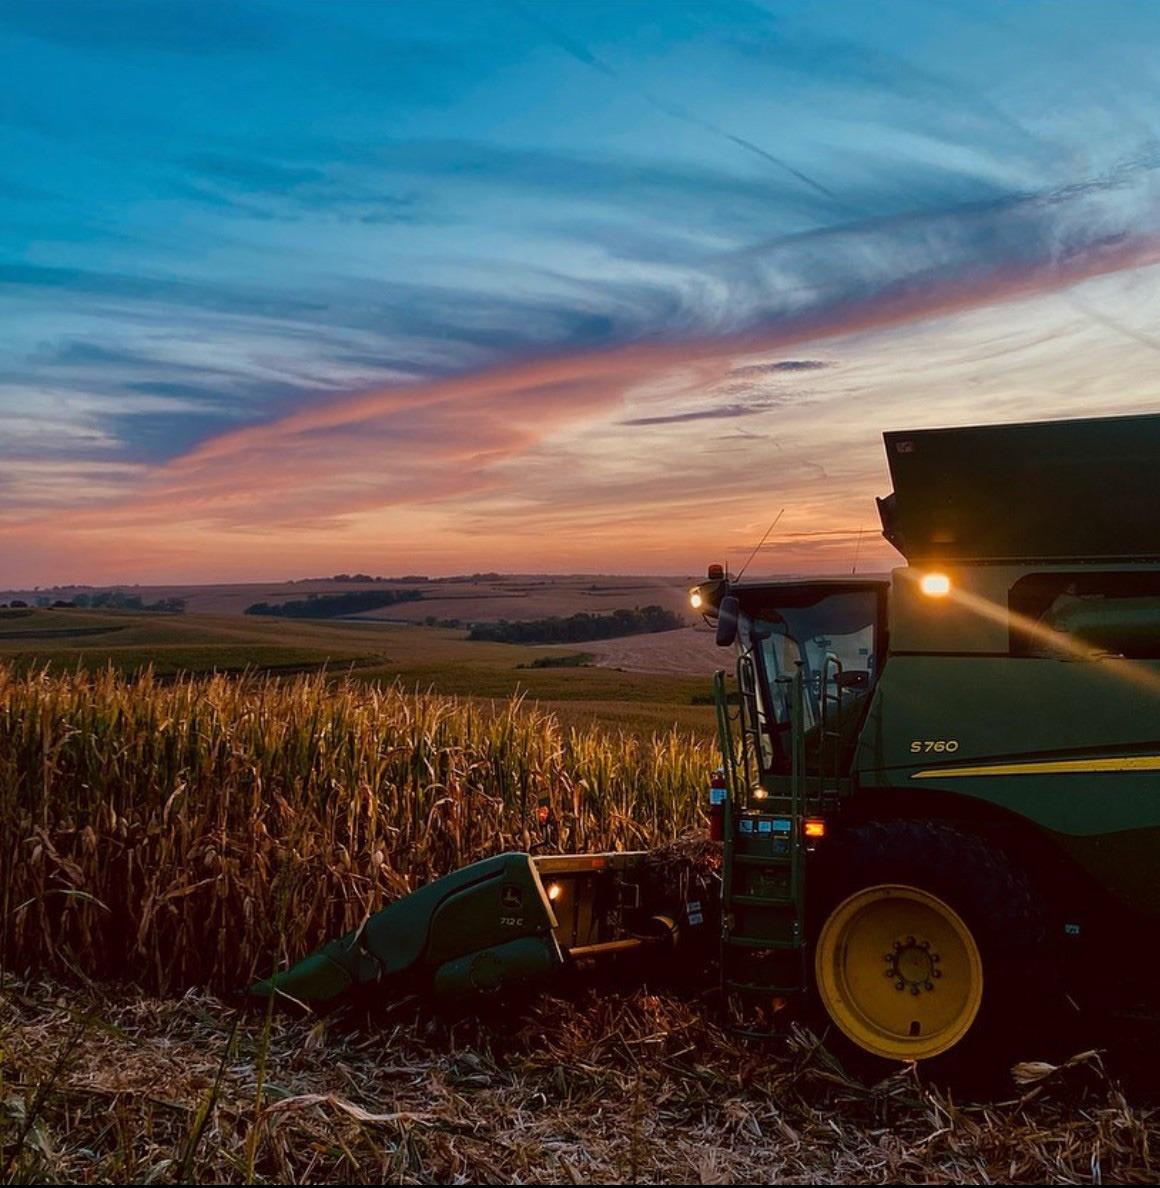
[707,563,725,580]
[920,572,952,598]
[537,804,551,826]
[690,590,704,609]
[804,819,826,839]
[546,881,563,902]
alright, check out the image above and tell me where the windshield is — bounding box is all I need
[745,587,880,775]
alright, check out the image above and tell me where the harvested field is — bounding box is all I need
[584,624,722,675]
[1,978,1152,1184]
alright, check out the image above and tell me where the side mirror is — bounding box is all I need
[716,595,740,647]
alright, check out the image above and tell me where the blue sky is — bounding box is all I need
[4,1,1160,583]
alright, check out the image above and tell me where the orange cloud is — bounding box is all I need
[6,231,1160,585]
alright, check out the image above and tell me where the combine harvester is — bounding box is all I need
[256,411,1160,1068]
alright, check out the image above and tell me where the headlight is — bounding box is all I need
[920,572,952,597]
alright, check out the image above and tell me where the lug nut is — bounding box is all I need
[910,986,920,996]
[906,936,915,946]
[932,969,942,979]
[895,981,904,991]
[924,981,934,991]
[892,940,901,950]
[919,939,930,949]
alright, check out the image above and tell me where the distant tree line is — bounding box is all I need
[516,652,594,669]
[71,591,186,613]
[245,589,424,619]
[468,605,684,644]
[290,573,432,583]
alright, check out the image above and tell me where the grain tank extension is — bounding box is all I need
[255,412,1160,1070]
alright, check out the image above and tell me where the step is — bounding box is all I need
[725,978,805,995]
[731,853,794,867]
[728,893,797,907]
[724,935,801,951]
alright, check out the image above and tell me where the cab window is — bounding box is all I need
[748,588,881,775]
[1010,571,1160,659]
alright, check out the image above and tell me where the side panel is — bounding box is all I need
[854,655,1160,913]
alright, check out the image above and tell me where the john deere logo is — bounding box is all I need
[501,884,523,910]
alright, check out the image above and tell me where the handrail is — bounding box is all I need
[736,653,762,793]
[713,669,738,808]
[819,651,845,798]
[789,664,806,951]
[713,668,738,945]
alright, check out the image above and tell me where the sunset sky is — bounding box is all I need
[5,0,1160,586]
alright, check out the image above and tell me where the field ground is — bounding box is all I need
[1,573,701,621]
[0,606,721,736]
[2,977,1154,1185]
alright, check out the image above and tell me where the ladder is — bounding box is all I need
[715,661,810,1000]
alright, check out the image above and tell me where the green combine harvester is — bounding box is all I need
[255,410,1160,1068]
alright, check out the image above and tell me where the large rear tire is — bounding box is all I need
[809,819,1052,1082]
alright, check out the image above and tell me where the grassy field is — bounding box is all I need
[0,607,719,736]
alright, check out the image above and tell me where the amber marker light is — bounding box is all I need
[920,572,952,597]
[804,819,826,839]
[546,882,563,902]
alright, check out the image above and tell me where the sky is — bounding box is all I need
[4,0,1160,586]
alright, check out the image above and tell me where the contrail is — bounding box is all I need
[507,1,848,209]
[1063,293,1160,356]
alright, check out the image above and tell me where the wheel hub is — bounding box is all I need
[883,935,942,994]
[814,883,983,1061]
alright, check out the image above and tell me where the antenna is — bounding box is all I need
[735,508,785,582]
[851,524,866,575]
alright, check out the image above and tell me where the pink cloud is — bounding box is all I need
[6,230,1160,584]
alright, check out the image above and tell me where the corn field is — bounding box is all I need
[0,665,711,995]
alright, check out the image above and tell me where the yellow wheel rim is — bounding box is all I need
[815,884,983,1061]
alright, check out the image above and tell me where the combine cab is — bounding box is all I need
[256,411,1160,1070]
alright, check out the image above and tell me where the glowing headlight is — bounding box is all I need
[546,881,563,902]
[920,572,951,598]
[690,590,704,609]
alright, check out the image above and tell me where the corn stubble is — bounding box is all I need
[0,665,711,994]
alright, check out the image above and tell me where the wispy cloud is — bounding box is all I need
[621,405,767,426]
[6,1,1160,583]
[7,222,1158,535]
